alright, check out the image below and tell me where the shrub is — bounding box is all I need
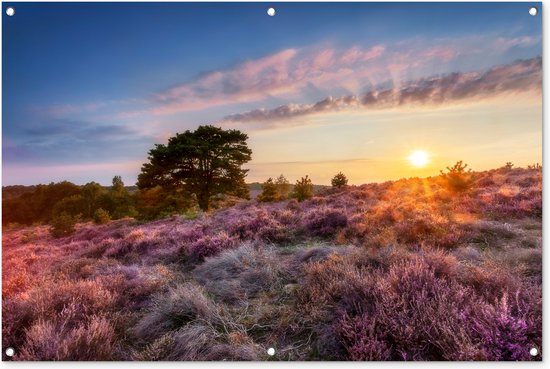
[93,208,111,224]
[275,174,291,200]
[136,186,193,220]
[469,294,534,361]
[51,195,86,218]
[19,315,117,360]
[440,161,473,192]
[331,172,349,188]
[294,248,540,361]
[306,209,348,238]
[189,231,237,261]
[292,175,314,202]
[25,279,117,321]
[256,220,291,244]
[2,163,541,361]
[339,313,392,360]
[49,212,78,238]
[257,178,278,202]
[226,209,291,244]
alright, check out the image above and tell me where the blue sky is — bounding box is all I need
[2,2,542,185]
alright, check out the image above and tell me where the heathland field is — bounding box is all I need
[2,167,542,360]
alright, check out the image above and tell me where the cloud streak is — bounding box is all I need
[220,57,541,125]
[139,34,539,116]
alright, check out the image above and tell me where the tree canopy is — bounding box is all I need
[137,125,252,211]
[331,172,348,188]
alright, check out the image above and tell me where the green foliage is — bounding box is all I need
[2,181,81,225]
[93,208,111,224]
[105,176,135,219]
[1,178,137,226]
[137,125,252,211]
[81,182,107,218]
[440,161,473,192]
[183,209,199,220]
[258,175,290,202]
[258,178,278,202]
[275,174,290,200]
[111,175,125,194]
[293,175,314,202]
[136,186,193,220]
[331,172,348,188]
[2,185,37,200]
[528,163,542,170]
[49,212,78,238]
[53,195,86,218]
[502,162,514,170]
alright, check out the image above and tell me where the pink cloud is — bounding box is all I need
[37,33,541,123]
[220,57,541,126]
[114,34,540,118]
[494,36,539,51]
[144,43,420,115]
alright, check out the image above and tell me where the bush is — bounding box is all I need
[306,209,348,238]
[93,208,111,224]
[227,209,291,244]
[136,186,193,220]
[52,195,86,218]
[19,315,117,360]
[189,232,237,261]
[49,212,78,238]
[275,174,290,200]
[331,172,348,188]
[527,163,542,170]
[257,178,278,202]
[292,175,314,202]
[294,248,541,361]
[440,161,473,192]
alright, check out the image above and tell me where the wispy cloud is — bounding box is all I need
[220,57,541,125]
[135,34,539,116]
[37,34,538,121]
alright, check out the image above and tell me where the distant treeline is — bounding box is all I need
[2,184,138,200]
[1,178,329,226]
[2,177,140,226]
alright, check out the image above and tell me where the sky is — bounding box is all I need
[2,2,543,186]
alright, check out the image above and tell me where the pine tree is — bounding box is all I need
[275,174,290,200]
[331,172,348,188]
[258,178,278,202]
[293,175,314,202]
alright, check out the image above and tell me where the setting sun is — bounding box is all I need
[408,150,430,167]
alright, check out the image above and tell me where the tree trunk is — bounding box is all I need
[198,191,209,211]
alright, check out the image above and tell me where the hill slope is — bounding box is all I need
[2,167,542,360]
